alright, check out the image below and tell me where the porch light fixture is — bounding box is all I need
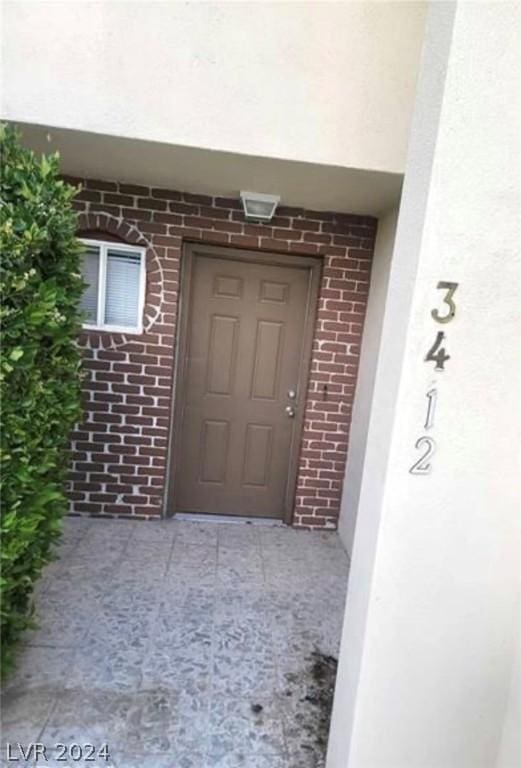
[240,190,280,222]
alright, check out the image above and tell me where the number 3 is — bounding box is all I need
[432,281,459,323]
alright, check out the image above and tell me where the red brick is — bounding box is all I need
[92,413,122,425]
[215,197,242,210]
[293,219,320,232]
[289,242,319,255]
[151,187,182,200]
[110,408,140,419]
[91,493,118,503]
[260,238,289,252]
[230,235,259,248]
[75,502,103,512]
[273,229,302,241]
[154,212,183,226]
[214,220,242,233]
[137,466,165,476]
[121,207,152,222]
[184,216,214,229]
[139,222,167,235]
[244,224,273,238]
[104,193,134,206]
[333,235,361,247]
[183,192,213,206]
[198,230,230,245]
[122,455,150,466]
[277,206,302,217]
[101,504,133,515]
[137,197,168,211]
[200,206,230,220]
[77,190,102,203]
[120,183,149,195]
[170,202,199,215]
[85,179,117,192]
[304,232,331,244]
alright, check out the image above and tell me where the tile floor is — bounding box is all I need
[1,517,350,767]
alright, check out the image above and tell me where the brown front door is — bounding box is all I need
[171,244,320,521]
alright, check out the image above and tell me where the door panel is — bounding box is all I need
[173,249,316,519]
[206,315,239,395]
[199,420,229,484]
[251,320,283,399]
[242,423,273,488]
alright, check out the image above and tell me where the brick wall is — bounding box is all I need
[67,177,377,529]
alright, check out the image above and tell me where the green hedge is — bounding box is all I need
[0,124,84,674]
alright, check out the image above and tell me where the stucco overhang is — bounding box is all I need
[12,122,402,216]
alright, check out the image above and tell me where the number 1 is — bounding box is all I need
[424,388,437,429]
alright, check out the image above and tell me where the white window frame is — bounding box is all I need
[80,238,146,334]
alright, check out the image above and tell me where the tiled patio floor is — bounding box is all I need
[1,517,349,767]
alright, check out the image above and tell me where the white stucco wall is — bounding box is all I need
[328,1,520,766]
[338,206,399,554]
[1,1,426,174]
[495,639,521,768]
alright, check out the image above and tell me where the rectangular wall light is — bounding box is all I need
[240,191,280,222]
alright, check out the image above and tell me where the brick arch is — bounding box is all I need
[76,212,165,351]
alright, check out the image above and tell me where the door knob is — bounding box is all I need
[285,406,296,418]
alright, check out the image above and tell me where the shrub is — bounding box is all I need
[0,124,84,674]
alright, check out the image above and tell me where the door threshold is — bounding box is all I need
[174,512,286,527]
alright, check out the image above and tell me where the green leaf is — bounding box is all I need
[40,155,52,178]
[0,122,83,677]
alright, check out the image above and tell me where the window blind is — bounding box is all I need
[104,249,142,328]
[79,246,100,323]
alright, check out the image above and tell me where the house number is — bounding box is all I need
[409,436,436,475]
[424,282,459,371]
[409,281,459,475]
[431,281,458,323]
[425,331,450,371]
[424,388,437,430]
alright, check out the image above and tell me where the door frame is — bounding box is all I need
[165,242,322,524]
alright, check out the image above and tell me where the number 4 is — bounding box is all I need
[425,331,450,371]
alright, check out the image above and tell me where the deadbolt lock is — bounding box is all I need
[287,389,297,400]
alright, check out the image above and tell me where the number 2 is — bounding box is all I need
[409,436,436,475]
[432,281,458,323]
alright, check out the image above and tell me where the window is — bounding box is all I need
[79,239,146,332]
